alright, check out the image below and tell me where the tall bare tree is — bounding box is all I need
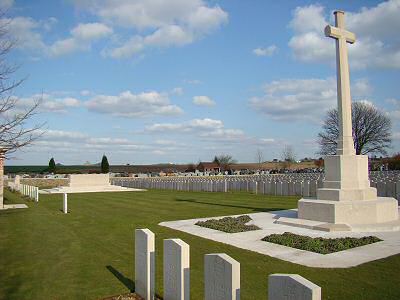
[281,145,295,169]
[318,102,391,156]
[255,148,264,170]
[0,11,43,155]
[214,154,236,172]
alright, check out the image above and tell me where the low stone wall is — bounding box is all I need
[69,174,110,187]
[19,178,68,189]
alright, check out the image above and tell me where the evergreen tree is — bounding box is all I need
[101,154,110,173]
[48,157,56,173]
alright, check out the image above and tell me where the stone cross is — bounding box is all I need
[325,11,356,156]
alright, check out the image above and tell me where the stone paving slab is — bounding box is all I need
[159,209,400,268]
[1,204,28,210]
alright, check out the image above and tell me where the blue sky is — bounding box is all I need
[3,0,400,165]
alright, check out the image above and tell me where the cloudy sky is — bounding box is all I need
[3,0,400,165]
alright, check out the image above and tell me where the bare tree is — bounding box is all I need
[255,148,264,170]
[281,145,295,169]
[0,10,43,155]
[318,102,391,156]
[214,154,237,172]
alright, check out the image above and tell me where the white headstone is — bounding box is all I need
[63,193,68,213]
[204,253,240,300]
[268,274,321,300]
[163,239,190,300]
[135,229,155,300]
[35,187,39,202]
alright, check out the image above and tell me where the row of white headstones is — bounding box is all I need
[8,182,39,202]
[135,228,321,300]
[115,177,400,200]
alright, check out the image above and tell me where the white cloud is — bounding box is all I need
[40,129,88,141]
[183,79,202,85]
[152,150,166,155]
[0,15,112,57]
[146,118,223,133]
[41,17,58,31]
[388,98,400,121]
[249,77,372,122]
[193,95,216,106]
[145,118,250,143]
[85,90,183,118]
[259,138,276,144]
[171,87,184,96]
[393,132,400,140]
[13,93,80,113]
[0,0,13,9]
[253,45,278,57]
[74,0,228,59]
[80,90,92,96]
[288,1,400,69]
[71,22,112,40]
[199,128,245,141]
[4,17,46,51]
[48,22,113,56]
[33,129,147,155]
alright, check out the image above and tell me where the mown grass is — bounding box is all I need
[1,189,400,299]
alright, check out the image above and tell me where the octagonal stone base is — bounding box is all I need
[298,197,399,225]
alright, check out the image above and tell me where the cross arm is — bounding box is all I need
[325,25,356,44]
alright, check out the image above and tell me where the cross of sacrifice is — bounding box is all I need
[325,10,356,156]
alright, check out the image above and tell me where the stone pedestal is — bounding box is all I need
[298,154,399,226]
[316,155,376,201]
[298,197,398,225]
[293,11,400,230]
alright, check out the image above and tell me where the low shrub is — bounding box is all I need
[195,215,260,233]
[262,232,382,254]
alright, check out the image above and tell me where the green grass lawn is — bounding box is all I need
[1,189,400,300]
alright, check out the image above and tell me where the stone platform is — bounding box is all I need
[298,197,399,226]
[159,208,400,268]
[40,173,146,194]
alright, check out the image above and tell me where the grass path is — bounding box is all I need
[0,189,399,299]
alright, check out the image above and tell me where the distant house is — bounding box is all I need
[196,162,221,173]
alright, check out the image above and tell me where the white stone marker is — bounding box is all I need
[268,274,321,300]
[163,239,190,300]
[63,193,68,213]
[135,229,155,300]
[35,187,39,202]
[204,253,240,300]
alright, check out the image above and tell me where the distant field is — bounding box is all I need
[4,165,100,174]
[4,161,318,175]
[1,189,399,299]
